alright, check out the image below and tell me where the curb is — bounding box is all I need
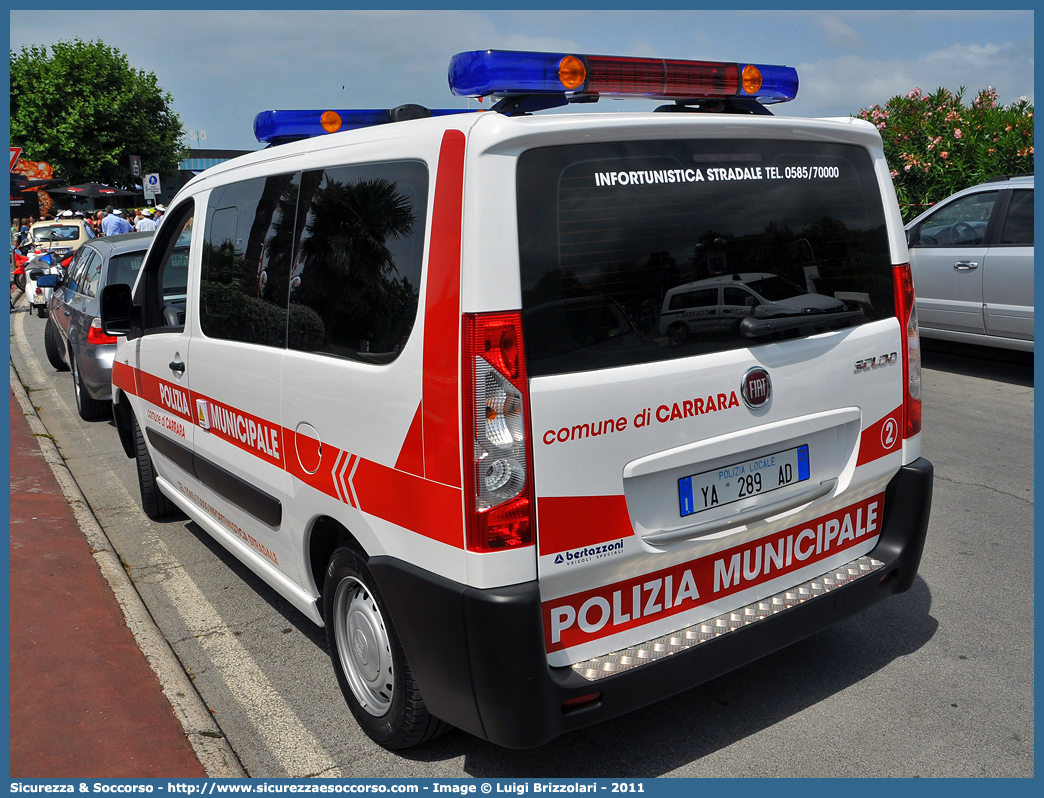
[9,347,248,778]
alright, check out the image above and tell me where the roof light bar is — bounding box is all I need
[448,49,798,106]
[253,106,477,145]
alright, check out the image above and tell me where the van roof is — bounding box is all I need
[178,111,883,200]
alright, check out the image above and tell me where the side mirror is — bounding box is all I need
[35,273,59,288]
[905,227,917,247]
[99,283,140,340]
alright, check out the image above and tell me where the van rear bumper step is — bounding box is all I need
[571,554,884,681]
[369,457,932,749]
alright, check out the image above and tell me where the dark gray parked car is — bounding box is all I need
[41,231,188,420]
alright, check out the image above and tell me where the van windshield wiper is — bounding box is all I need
[739,307,862,338]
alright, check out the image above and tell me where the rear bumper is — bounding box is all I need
[75,343,116,401]
[370,457,932,749]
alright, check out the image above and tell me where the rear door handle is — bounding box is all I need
[953,261,979,271]
[169,360,185,374]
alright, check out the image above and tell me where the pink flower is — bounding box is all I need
[954,128,963,139]
[940,151,949,159]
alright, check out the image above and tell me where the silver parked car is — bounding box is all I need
[40,231,188,420]
[905,175,1033,351]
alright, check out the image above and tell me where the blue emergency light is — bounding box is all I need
[253,106,477,145]
[448,49,798,110]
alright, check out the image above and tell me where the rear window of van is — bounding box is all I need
[516,139,894,377]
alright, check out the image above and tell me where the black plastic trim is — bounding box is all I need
[147,427,194,474]
[194,454,282,528]
[371,458,933,748]
[146,428,282,527]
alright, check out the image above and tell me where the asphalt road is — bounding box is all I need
[10,303,1034,778]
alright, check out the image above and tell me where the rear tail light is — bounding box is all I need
[462,312,536,552]
[893,263,922,438]
[86,317,118,346]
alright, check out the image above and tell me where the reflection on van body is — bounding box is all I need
[658,272,847,346]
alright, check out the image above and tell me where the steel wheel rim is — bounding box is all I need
[333,576,394,716]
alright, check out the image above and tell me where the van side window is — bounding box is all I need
[668,288,716,310]
[288,161,428,364]
[141,205,194,332]
[201,173,299,347]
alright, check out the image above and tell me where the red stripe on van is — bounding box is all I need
[537,495,635,556]
[395,403,426,476]
[543,492,886,653]
[112,360,138,396]
[421,130,466,488]
[856,406,903,466]
[283,427,341,501]
[192,391,284,470]
[126,360,470,549]
[137,370,194,422]
[353,458,465,548]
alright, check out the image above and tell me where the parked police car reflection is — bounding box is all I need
[659,272,848,346]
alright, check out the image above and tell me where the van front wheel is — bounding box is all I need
[323,546,449,749]
[131,414,179,519]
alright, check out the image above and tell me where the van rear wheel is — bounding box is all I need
[323,546,449,749]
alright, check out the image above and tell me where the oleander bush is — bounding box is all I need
[857,86,1034,221]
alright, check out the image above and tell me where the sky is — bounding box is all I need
[7,7,1037,153]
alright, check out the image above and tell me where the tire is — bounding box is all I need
[667,323,688,347]
[36,303,47,318]
[324,546,450,749]
[13,273,25,291]
[71,353,110,421]
[43,318,69,372]
[131,414,179,520]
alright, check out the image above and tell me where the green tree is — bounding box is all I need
[856,86,1034,221]
[10,38,185,188]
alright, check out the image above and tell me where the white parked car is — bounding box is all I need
[905,174,1033,351]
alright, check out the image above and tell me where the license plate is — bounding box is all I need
[679,444,810,517]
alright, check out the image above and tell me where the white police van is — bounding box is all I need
[100,49,932,749]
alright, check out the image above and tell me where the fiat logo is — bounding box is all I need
[741,367,772,409]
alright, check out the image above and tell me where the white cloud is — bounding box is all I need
[813,15,864,50]
[781,35,1034,119]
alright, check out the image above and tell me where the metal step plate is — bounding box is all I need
[570,555,885,681]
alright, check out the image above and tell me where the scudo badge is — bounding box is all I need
[741,367,772,409]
